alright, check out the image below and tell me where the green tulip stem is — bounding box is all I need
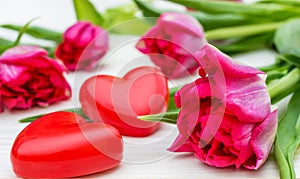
[268,68,300,103]
[137,111,179,124]
[205,21,284,40]
[19,107,87,123]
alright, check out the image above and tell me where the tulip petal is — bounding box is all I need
[196,44,264,78]
[0,63,26,82]
[231,121,255,167]
[0,46,47,61]
[77,24,97,47]
[194,139,237,168]
[0,45,71,111]
[0,86,3,112]
[245,108,278,169]
[226,75,271,123]
[0,46,66,72]
[168,135,194,152]
[176,78,211,104]
[159,12,204,38]
[64,21,90,45]
[136,27,160,54]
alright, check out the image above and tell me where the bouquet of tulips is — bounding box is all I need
[1,0,300,178]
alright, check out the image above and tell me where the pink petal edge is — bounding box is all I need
[245,108,278,169]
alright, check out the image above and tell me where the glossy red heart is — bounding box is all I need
[79,66,169,137]
[11,112,123,178]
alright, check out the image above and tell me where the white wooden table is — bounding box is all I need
[1,0,300,178]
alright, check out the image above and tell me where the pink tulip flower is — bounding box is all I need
[55,21,109,71]
[0,46,71,112]
[169,44,278,169]
[136,12,206,79]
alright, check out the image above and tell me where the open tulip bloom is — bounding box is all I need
[140,43,278,170]
[168,44,278,169]
[0,46,71,112]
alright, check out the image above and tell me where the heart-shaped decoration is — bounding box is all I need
[80,66,169,137]
[11,112,123,178]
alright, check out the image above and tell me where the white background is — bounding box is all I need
[0,0,299,178]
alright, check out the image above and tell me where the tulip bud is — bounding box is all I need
[55,21,109,71]
[136,12,206,78]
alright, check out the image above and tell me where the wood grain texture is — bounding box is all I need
[1,98,300,178]
[0,0,300,178]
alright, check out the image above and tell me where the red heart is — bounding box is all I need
[80,66,169,137]
[11,112,123,178]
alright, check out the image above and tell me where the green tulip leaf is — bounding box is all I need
[275,88,300,179]
[102,3,151,35]
[0,38,12,46]
[277,55,300,68]
[258,0,300,7]
[1,24,62,43]
[214,32,274,54]
[12,18,38,46]
[169,0,300,20]
[0,38,13,54]
[0,19,38,54]
[73,0,104,26]
[274,19,300,58]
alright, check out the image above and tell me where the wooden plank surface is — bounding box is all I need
[1,0,300,178]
